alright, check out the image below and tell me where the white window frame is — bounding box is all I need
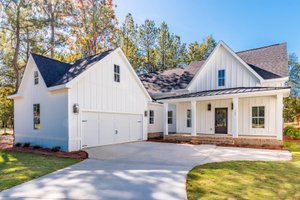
[149,110,154,124]
[251,106,265,129]
[114,64,120,82]
[218,69,225,87]
[34,71,39,85]
[187,109,191,128]
[168,110,173,124]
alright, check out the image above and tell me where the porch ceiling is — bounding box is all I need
[157,87,290,102]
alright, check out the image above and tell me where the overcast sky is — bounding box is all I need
[115,0,300,57]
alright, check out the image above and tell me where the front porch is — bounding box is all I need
[158,87,290,142]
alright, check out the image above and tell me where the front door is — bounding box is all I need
[215,108,228,134]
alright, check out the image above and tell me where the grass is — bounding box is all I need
[186,141,300,200]
[0,150,80,191]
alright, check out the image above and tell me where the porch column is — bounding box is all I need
[232,97,239,138]
[191,100,197,136]
[163,102,169,136]
[276,94,283,140]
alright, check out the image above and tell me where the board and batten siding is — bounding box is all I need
[14,57,69,150]
[189,45,260,92]
[238,96,276,136]
[148,103,176,133]
[68,51,149,151]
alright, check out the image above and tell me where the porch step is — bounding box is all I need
[163,134,234,145]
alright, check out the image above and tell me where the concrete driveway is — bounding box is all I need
[0,142,291,200]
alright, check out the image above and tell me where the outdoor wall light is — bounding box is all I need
[144,110,148,117]
[207,103,211,111]
[231,102,234,110]
[73,103,80,114]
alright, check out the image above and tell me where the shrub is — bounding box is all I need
[23,142,31,147]
[15,142,22,147]
[284,126,300,139]
[33,145,42,149]
[51,146,61,152]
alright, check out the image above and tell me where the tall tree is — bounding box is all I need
[36,0,73,58]
[169,34,187,68]
[69,0,118,57]
[186,35,216,63]
[157,22,172,70]
[288,53,300,97]
[139,19,158,72]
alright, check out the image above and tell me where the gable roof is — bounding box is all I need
[31,50,114,88]
[140,43,288,93]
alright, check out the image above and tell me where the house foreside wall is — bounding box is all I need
[189,45,261,92]
[68,50,149,151]
[14,57,69,150]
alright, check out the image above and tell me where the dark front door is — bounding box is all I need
[215,108,228,134]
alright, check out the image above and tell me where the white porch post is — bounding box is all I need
[232,97,239,138]
[191,100,197,136]
[163,102,169,136]
[276,94,283,140]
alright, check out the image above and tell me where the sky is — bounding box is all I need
[114,0,300,56]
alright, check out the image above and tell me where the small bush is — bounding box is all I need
[23,142,31,147]
[15,142,22,147]
[51,146,61,152]
[33,145,42,149]
[284,126,300,139]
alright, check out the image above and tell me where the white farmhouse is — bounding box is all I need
[9,41,290,151]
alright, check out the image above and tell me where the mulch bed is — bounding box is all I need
[283,135,300,143]
[1,135,87,159]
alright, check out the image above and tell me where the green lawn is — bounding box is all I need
[0,150,80,191]
[186,141,300,200]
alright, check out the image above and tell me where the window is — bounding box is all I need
[218,69,225,87]
[168,111,173,124]
[187,109,191,127]
[114,64,120,82]
[149,110,154,124]
[252,106,265,128]
[34,71,39,85]
[33,104,40,129]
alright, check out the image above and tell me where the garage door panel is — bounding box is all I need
[81,112,143,148]
[99,113,114,145]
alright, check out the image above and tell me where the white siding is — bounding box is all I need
[68,51,149,151]
[148,103,176,133]
[190,45,260,92]
[238,96,276,136]
[14,58,69,150]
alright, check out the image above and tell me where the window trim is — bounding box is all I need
[187,109,191,128]
[251,106,265,129]
[114,64,120,82]
[149,110,154,124]
[34,71,39,85]
[218,69,225,87]
[168,110,173,124]
[33,104,40,130]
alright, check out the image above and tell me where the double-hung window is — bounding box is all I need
[114,64,120,82]
[34,71,39,85]
[33,104,40,129]
[149,110,154,124]
[218,69,225,87]
[252,106,265,128]
[187,109,191,127]
[168,111,173,124]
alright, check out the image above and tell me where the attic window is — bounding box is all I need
[34,71,39,85]
[114,64,120,82]
[218,69,225,87]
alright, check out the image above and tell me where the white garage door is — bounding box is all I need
[81,112,143,148]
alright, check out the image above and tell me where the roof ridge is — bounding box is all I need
[236,42,286,54]
[31,53,72,66]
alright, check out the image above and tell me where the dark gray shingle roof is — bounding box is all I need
[31,50,113,87]
[140,43,288,94]
[157,87,290,100]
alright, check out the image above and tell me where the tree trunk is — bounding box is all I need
[50,12,55,58]
[12,5,21,89]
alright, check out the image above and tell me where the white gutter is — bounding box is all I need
[260,77,289,83]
